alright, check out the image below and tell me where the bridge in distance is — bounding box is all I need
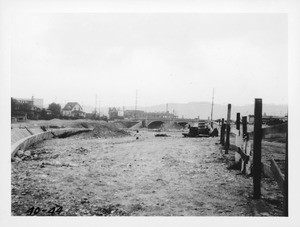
[117,118,203,129]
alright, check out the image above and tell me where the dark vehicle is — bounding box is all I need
[198,121,210,136]
[184,126,200,137]
[183,121,211,137]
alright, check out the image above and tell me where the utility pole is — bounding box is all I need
[225,104,231,154]
[31,95,34,109]
[135,90,138,120]
[95,94,97,114]
[211,88,215,127]
[98,99,101,116]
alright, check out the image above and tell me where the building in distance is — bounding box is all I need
[61,102,86,118]
[11,96,43,121]
[14,97,43,109]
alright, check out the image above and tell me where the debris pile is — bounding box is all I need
[75,146,90,154]
[155,134,169,137]
[39,161,78,168]
[12,148,49,162]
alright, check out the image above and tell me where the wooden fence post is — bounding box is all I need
[253,98,262,199]
[284,123,288,216]
[220,118,223,144]
[225,104,231,154]
[220,118,225,145]
[241,116,248,174]
[236,113,240,131]
[242,116,247,139]
[234,113,242,163]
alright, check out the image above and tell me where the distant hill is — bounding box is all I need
[82,102,288,120]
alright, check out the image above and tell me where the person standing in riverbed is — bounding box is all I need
[135,130,141,140]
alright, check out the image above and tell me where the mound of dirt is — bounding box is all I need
[113,122,128,129]
[63,120,109,129]
[83,123,130,138]
[92,124,129,138]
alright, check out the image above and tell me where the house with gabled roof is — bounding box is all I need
[61,102,86,118]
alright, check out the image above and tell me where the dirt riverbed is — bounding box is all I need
[11,130,284,216]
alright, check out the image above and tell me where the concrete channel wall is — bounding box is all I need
[11,128,33,145]
[11,128,92,157]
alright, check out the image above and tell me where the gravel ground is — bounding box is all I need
[11,130,284,216]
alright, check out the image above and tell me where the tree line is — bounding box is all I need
[11,98,61,120]
[11,98,108,121]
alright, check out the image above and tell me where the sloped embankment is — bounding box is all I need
[73,122,131,139]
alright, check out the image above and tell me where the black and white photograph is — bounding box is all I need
[1,0,300,226]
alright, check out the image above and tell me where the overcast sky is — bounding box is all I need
[11,13,287,108]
